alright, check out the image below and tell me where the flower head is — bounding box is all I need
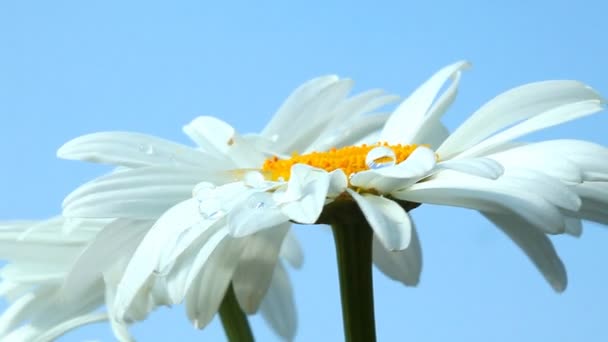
[44,75,399,339]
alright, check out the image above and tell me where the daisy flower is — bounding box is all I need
[171,61,605,340]
[53,75,400,340]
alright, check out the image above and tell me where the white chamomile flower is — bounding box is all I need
[52,75,399,340]
[190,60,606,292]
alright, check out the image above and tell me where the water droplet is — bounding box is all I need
[247,192,270,209]
[366,146,396,169]
[137,144,155,155]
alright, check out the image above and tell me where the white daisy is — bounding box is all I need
[186,60,606,293]
[54,75,400,339]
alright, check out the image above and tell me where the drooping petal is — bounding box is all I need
[259,262,297,341]
[114,199,203,319]
[279,230,304,269]
[372,224,422,286]
[61,219,150,300]
[483,212,567,292]
[232,224,289,313]
[185,235,245,330]
[347,189,412,251]
[227,191,289,237]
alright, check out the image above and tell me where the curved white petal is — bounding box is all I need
[262,75,339,142]
[232,224,289,313]
[457,100,604,158]
[483,212,567,292]
[381,60,470,144]
[438,81,603,159]
[350,146,436,193]
[183,116,266,168]
[347,189,412,251]
[260,262,297,341]
[61,219,150,300]
[394,173,566,234]
[185,236,244,329]
[435,157,504,179]
[114,199,202,319]
[372,224,422,286]
[228,191,289,237]
[279,230,303,269]
[275,165,331,224]
[62,166,221,219]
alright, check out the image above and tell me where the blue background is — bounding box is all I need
[1,1,607,341]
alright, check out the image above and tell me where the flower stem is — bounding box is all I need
[218,284,254,342]
[326,202,377,342]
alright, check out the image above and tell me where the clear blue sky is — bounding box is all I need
[1,1,608,341]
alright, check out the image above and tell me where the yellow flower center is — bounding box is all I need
[261,143,421,181]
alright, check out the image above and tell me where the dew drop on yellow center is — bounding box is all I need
[261,143,421,181]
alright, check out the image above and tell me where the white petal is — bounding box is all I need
[61,219,150,301]
[262,76,339,143]
[114,199,202,319]
[325,169,348,198]
[232,224,289,313]
[57,131,223,168]
[275,165,331,224]
[350,146,436,193]
[457,100,604,158]
[489,144,584,184]
[394,173,566,234]
[19,313,108,342]
[259,262,297,341]
[312,114,390,151]
[186,235,244,329]
[279,230,303,269]
[381,61,470,144]
[372,224,422,286]
[502,169,582,211]
[438,81,603,159]
[435,157,504,179]
[483,212,567,292]
[228,191,289,237]
[347,189,412,251]
[183,116,266,168]
[63,166,222,219]
[308,91,399,152]
[267,79,355,154]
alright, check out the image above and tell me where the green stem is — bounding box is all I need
[218,284,254,342]
[326,202,376,342]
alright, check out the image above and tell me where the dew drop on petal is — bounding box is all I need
[138,144,155,155]
[248,192,269,209]
[365,146,396,169]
